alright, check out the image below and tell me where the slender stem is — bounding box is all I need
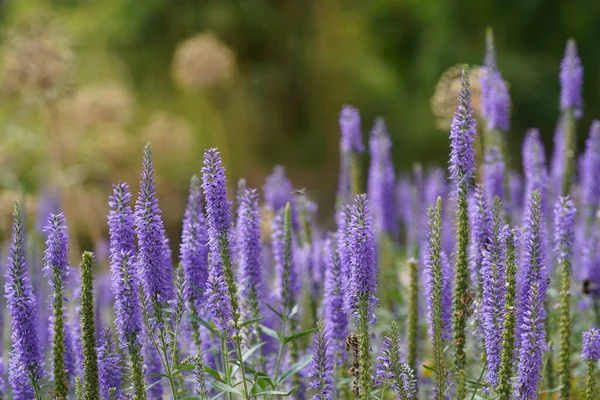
[273,311,288,382]
[469,366,486,400]
[221,335,233,400]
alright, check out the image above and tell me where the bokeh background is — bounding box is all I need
[0,0,599,254]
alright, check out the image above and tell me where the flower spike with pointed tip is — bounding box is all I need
[522,128,548,212]
[560,39,583,117]
[323,233,348,365]
[308,320,335,400]
[581,121,600,224]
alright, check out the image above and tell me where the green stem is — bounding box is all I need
[561,108,576,196]
[587,359,597,400]
[469,366,486,400]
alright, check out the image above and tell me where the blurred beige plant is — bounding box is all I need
[431,64,484,130]
[58,82,134,132]
[171,32,236,90]
[0,13,75,103]
[142,110,193,155]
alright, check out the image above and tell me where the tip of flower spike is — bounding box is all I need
[484,28,496,70]
[560,38,583,115]
[339,105,364,153]
[583,328,600,361]
[81,251,95,268]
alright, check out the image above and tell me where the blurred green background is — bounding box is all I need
[0,0,599,252]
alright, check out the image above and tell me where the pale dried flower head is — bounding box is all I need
[171,32,236,89]
[1,13,74,102]
[142,111,192,155]
[431,65,485,130]
[59,82,134,130]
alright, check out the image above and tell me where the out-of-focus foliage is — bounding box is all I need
[0,0,599,251]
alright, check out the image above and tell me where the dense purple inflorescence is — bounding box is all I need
[583,328,600,362]
[43,213,70,285]
[308,321,335,400]
[581,121,600,220]
[323,234,348,362]
[522,129,549,212]
[560,39,583,117]
[98,328,122,400]
[483,147,505,203]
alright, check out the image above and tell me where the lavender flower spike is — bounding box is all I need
[264,165,294,213]
[43,213,70,284]
[560,39,583,117]
[522,129,548,212]
[135,144,173,313]
[338,105,364,205]
[583,328,600,400]
[98,328,122,400]
[581,121,600,224]
[180,175,209,309]
[483,147,505,203]
[272,204,299,310]
[367,117,397,237]
[201,148,241,334]
[308,320,335,400]
[323,234,348,365]
[5,203,44,399]
[468,184,491,294]
[236,187,263,324]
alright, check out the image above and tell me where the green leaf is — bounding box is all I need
[278,356,312,383]
[173,364,196,371]
[192,316,220,336]
[283,327,317,344]
[211,380,244,396]
[146,373,169,378]
[254,389,296,396]
[240,316,267,327]
[265,304,283,319]
[259,324,280,341]
[242,342,265,362]
[422,364,435,372]
[204,366,225,382]
[288,304,298,319]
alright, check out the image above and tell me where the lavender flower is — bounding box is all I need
[581,121,600,223]
[486,74,510,132]
[367,117,397,237]
[5,203,44,399]
[264,165,294,213]
[483,147,505,203]
[555,196,576,400]
[508,171,523,223]
[469,185,491,293]
[323,234,348,364]
[308,320,335,400]
[522,129,548,212]
[98,328,122,400]
[560,39,583,117]
[481,201,507,387]
[338,105,364,205]
[583,328,600,400]
[108,183,136,266]
[236,187,263,324]
[375,321,416,399]
[135,144,173,314]
[180,175,209,308]
[272,204,299,311]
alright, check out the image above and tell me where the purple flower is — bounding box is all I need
[5,203,44,398]
[449,66,477,189]
[481,223,508,387]
[308,321,335,400]
[346,194,378,325]
[439,250,453,341]
[469,185,492,291]
[323,234,348,363]
[581,121,600,220]
[272,207,299,308]
[98,328,122,400]
[339,105,364,154]
[483,147,505,203]
[395,177,415,246]
[134,144,173,308]
[522,129,548,212]
[583,328,600,361]
[367,117,397,237]
[560,39,583,117]
[554,197,576,268]
[486,73,510,131]
[236,188,263,319]
[263,165,294,213]
[43,213,70,285]
[143,341,163,398]
[550,118,566,196]
[509,170,523,223]
[108,181,143,345]
[180,175,209,308]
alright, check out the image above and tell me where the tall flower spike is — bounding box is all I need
[481,199,507,387]
[560,39,583,117]
[406,257,419,375]
[98,328,122,400]
[43,213,71,398]
[107,183,145,399]
[515,190,547,400]
[497,227,519,400]
[202,148,241,334]
[448,66,477,400]
[376,321,417,400]
[555,196,576,400]
[135,144,173,319]
[469,184,491,296]
[308,320,335,400]
[583,328,600,400]
[236,187,263,330]
[425,198,448,400]
[522,129,548,213]
[263,165,294,213]
[180,175,209,308]
[483,147,505,204]
[272,203,299,311]
[80,251,100,400]
[347,194,378,400]
[323,234,348,365]
[581,121,600,225]
[338,105,364,206]
[367,117,397,237]
[5,203,44,399]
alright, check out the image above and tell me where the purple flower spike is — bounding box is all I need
[264,165,294,213]
[323,234,348,363]
[339,105,364,154]
[449,66,477,190]
[43,213,70,285]
[135,144,173,308]
[108,182,136,261]
[308,320,335,400]
[581,121,600,221]
[560,39,583,117]
[367,117,397,236]
[486,73,510,131]
[469,185,492,291]
[272,207,299,305]
[98,328,122,400]
[5,203,44,398]
[554,197,576,268]
[180,175,209,308]
[346,194,378,325]
[583,328,600,362]
[483,147,505,203]
[522,129,548,212]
